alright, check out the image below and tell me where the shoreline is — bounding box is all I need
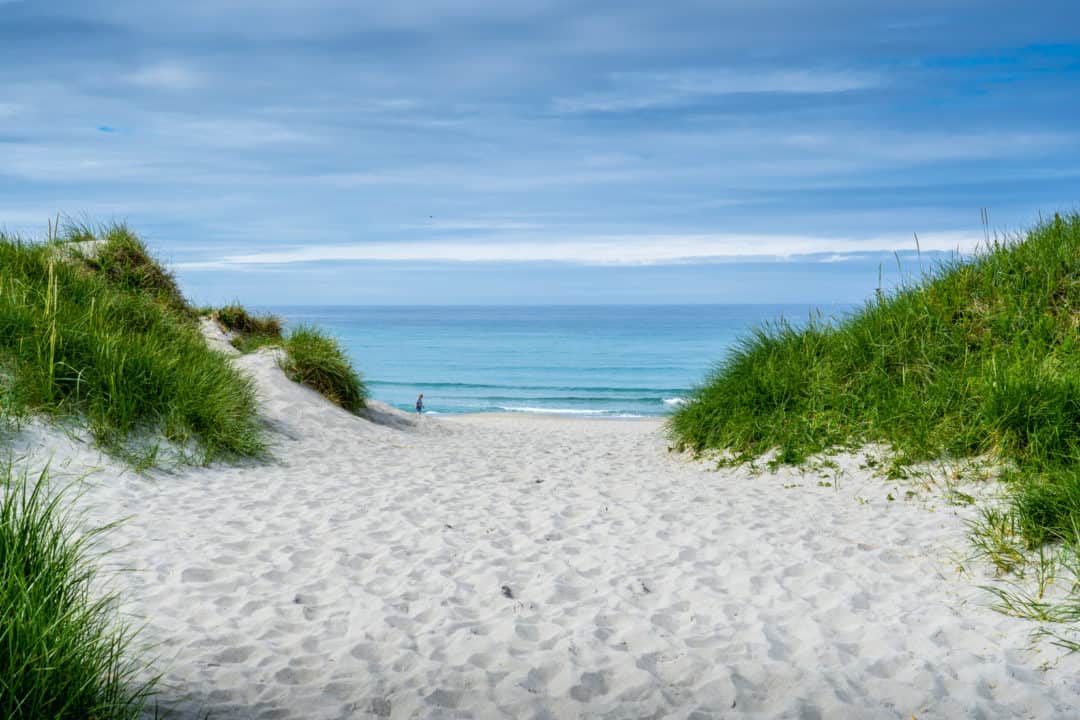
[433,410,662,422]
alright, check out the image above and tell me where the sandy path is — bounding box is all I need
[10,350,1080,719]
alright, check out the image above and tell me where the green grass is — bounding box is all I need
[206,304,366,412]
[0,226,264,462]
[1,464,156,718]
[670,212,1080,627]
[69,223,193,319]
[211,303,284,354]
[214,304,283,340]
[231,331,286,354]
[281,326,366,412]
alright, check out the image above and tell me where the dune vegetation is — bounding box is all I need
[213,303,284,348]
[210,304,366,412]
[0,223,367,462]
[0,224,265,463]
[671,212,1080,630]
[0,464,157,719]
[279,326,367,412]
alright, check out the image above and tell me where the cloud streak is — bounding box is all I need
[554,68,881,113]
[176,231,982,269]
[125,61,202,91]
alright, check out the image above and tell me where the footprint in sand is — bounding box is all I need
[274,666,318,685]
[367,697,392,717]
[351,642,379,661]
[467,652,494,669]
[425,688,463,709]
[179,567,217,583]
[292,592,324,620]
[521,662,562,693]
[569,671,609,702]
[515,623,540,641]
[213,646,255,664]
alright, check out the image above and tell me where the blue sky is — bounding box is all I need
[2,0,1079,305]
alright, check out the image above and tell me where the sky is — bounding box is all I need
[2,0,1079,305]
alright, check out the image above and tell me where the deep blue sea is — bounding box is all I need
[263,305,847,417]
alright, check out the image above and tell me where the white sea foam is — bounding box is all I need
[499,406,610,415]
[663,397,688,406]
[498,406,642,417]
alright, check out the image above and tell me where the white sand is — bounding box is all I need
[9,348,1080,719]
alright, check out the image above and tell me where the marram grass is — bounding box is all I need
[0,226,264,462]
[0,464,156,718]
[214,303,283,340]
[206,304,367,412]
[70,223,193,319]
[670,212,1080,631]
[281,326,367,413]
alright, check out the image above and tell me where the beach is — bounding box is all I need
[5,0,1079,715]
[10,348,1080,719]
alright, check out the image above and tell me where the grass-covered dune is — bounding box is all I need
[280,327,367,413]
[671,213,1080,554]
[0,223,367,462]
[0,225,264,463]
[212,305,367,413]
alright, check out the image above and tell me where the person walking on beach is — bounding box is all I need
[415,393,424,415]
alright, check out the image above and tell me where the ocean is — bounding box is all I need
[263,305,847,417]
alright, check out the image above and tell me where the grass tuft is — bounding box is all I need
[70,223,192,319]
[0,463,156,718]
[207,304,367,412]
[214,304,283,340]
[281,326,366,412]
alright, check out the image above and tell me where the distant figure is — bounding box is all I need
[415,393,424,415]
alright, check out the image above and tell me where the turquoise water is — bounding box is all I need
[264,305,847,417]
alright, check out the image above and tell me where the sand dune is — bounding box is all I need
[8,348,1080,718]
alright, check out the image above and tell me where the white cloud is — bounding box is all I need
[646,128,1075,169]
[159,117,311,147]
[126,62,202,91]
[864,131,1076,162]
[554,68,879,113]
[175,230,982,269]
[667,69,879,95]
[396,219,543,231]
[312,167,666,191]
